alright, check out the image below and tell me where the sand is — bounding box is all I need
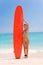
[0,50,43,65]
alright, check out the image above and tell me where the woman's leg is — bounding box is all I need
[23,42,29,57]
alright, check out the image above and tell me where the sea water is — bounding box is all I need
[0,32,43,53]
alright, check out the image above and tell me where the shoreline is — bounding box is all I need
[0,48,43,54]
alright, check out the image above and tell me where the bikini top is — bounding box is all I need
[23,31,28,35]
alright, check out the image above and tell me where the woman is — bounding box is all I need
[23,21,29,58]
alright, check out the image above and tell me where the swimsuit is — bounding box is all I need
[23,31,29,43]
[23,40,29,43]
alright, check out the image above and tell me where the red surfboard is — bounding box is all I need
[13,5,23,59]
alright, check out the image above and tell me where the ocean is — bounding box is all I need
[0,32,43,53]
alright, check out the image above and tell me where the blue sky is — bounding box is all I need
[0,0,43,33]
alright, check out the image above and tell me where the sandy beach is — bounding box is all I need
[0,49,43,65]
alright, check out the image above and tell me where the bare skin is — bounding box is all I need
[23,24,29,58]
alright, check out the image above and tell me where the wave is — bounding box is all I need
[0,48,43,54]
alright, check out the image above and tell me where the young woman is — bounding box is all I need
[23,21,29,58]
